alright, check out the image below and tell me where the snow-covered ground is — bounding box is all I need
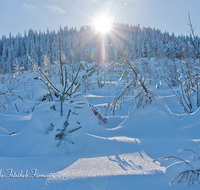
[0,61,200,190]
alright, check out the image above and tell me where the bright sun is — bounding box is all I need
[94,15,112,34]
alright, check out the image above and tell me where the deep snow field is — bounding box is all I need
[0,60,200,190]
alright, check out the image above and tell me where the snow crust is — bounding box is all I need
[0,62,200,189]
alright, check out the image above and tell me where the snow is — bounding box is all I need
[51,152,165,180]
[0,61,200,189]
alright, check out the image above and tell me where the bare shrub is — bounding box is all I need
[154,148,200,185]
[163,14,200,113]
[106,54,155,116]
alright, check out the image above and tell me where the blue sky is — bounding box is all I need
[1,0,200,37]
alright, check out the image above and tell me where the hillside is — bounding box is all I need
[0,24,199,74]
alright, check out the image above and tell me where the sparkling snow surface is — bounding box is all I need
[0,66,200,190]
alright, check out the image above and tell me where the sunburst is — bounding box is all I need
[94,15,112,34]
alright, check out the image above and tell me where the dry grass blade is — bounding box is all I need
[170,170,200,185]
[177,148,200,158]
[153,156,192,167]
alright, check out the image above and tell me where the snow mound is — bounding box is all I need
[1,99,99,157]
[0,127,12,135]
[50,151,165,181]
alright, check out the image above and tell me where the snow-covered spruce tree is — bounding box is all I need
[106,53,155,116]
[39,36,82,116]
[39,36,83,146]
[79,61,97,92]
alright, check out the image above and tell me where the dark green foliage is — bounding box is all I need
[50,105,56,111]
[9,131,15,135]
[68,126,82,134]
[55,109,82,146]
[63,109,71,131]
[46,123,54,134]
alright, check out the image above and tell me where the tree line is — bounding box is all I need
[0,23,199,73]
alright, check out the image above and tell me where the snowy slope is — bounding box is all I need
[0,68,200,190]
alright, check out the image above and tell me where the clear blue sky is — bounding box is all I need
[1,0,200,37]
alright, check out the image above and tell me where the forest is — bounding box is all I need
[0,23,199,74]
[0,20,200,189]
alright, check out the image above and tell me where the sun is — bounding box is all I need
[94,15,112,34]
